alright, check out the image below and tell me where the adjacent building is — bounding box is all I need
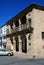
[0,25,7,48]
[0,4,44,56]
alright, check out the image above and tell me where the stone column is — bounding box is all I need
[6,38,12,51]
[19,19,22,31]
[12,22,16,32]
[13,36,16,52]
[18,36,22,53]
[7,25,11,34]
[26,15,30,28]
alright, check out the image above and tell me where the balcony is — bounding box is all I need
[13,23,27,32]
[6,23,33,37]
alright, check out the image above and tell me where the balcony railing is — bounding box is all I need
[13,23,27,32]
[21,23,27,30]
[6,23,33,35]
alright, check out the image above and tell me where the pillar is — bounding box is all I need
[19,19,22,31]
[7,25,11,34]
[13,36,16,52]
[12,22,16,32]
[18,36,22,53]
[6,37,12,51]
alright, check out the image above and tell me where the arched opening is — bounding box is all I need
[10,22,13,29]
[21,35,27,53]
[10,37,13,50]
[21,15,26,30]
[15,36,19,51]
[15,20,19,27]
[15,20,19,31]
[21,15,26,24]
[29,18,32,28]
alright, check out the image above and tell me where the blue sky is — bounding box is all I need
[0,0,44,27]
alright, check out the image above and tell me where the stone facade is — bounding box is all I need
[0,4,44,56]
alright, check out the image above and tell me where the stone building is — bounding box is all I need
[0,4,44,56]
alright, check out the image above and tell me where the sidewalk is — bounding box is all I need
[13,52,35,59]
[13,52,44,59]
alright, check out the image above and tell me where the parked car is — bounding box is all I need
[0,49,13,56]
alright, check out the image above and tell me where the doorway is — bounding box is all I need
[16,37,19,51]
[22,35,27,53]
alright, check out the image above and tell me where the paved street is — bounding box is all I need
[0,53,44,65]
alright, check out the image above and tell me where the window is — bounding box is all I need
[42,32,44,40]
[0,30,2,33]
[29,18,31,28]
